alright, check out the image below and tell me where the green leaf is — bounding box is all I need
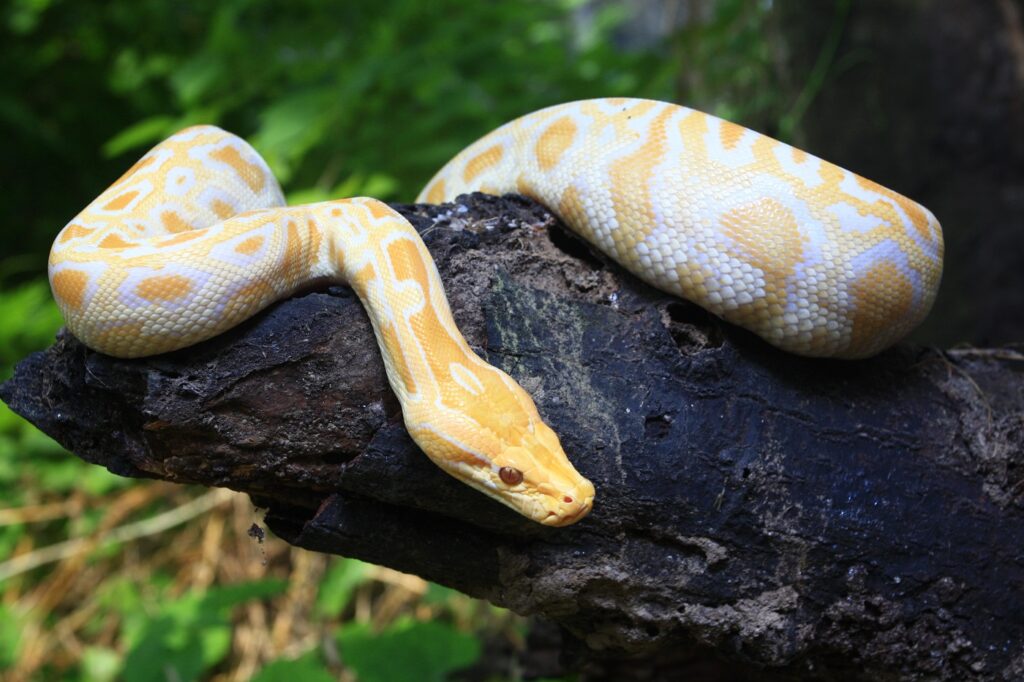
[337,619,481,682]
[0,604,23,668]
[122,580,286,682]
[103,116,178,158]
[80,464,131,496]
[422,582,461,606]
[315,558,367,616]
[252,89,338,183]
[79,646,122,682]
[253,653,335,682]
[0,279,64,379]
[170,56,224,108]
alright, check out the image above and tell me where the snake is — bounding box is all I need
[48,98,943,526]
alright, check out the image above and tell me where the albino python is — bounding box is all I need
[48,98,943,526]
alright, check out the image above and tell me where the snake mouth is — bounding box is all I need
[541,495,594,527]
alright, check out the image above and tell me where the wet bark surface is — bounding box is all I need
[3,193,1023,680]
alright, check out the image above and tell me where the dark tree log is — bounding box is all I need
[2,194,1023,681]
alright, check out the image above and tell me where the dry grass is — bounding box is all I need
[0,481,524,681]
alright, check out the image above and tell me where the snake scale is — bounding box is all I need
[49,98,943,526]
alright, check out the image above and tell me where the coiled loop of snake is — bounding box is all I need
[49,98,943,525]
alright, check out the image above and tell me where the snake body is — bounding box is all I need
[421,99,943,358]
[49,98,943,526]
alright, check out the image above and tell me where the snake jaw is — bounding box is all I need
[535,480,596,527]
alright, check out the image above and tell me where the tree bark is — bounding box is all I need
[2,194,1023,681]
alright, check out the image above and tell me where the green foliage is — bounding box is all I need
[79,647,122,682]
[252,653,336,682]
[0,604,23,669]
[1,0,686,272]
[337,618,482,682]
[315,557,368,616]
[0,278,127,570]
[120,579,286,682]
[0,279,63,381]
[671,0,779,130]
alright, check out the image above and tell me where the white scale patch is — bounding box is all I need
[450,362,485,396]
[169,126,216,143]
[702,116,758,169]
[164,166,196,197]
[773,145,825,188]
[208,221,278,268]
[830,201,887,234]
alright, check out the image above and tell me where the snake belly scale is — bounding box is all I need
[49,98,943,526]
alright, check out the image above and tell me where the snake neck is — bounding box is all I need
[317,199,593,524]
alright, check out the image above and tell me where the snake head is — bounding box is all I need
[406,376,595,527]
[488,419,596,526]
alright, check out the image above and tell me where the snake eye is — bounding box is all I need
[499,466,523,486]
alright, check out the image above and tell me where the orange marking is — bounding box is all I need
[161,211,192,233]
[557,185,586,232]
[211,199,234,219]
[411,301,472,395]
[351,262,377,291]
[235,235,264,255]
[855,176,932,240]
[791,147,808,163]
[425,179,446,204]
[849,261,914,354]
[535,117,577,171]
[279,220,305,285]
[463,144,504,183]
[99,234,136,249]
[721,198,806,305]
[387,239,428,283]
[103,191,139,211]
[678,110,710,152]
[366,200,393,220]
[607,105,675,250]
[307,218,322,259]
[136,275,193,303]
[210,145,266,192]
[719,120,746,150]
[52,270,89,310]
[58,224,93,244]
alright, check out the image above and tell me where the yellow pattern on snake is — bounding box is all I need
[49,98,944,526]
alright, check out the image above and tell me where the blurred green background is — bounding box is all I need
[1,0,1020,679]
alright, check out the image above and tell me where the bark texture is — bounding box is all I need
[2,194,1023,681]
